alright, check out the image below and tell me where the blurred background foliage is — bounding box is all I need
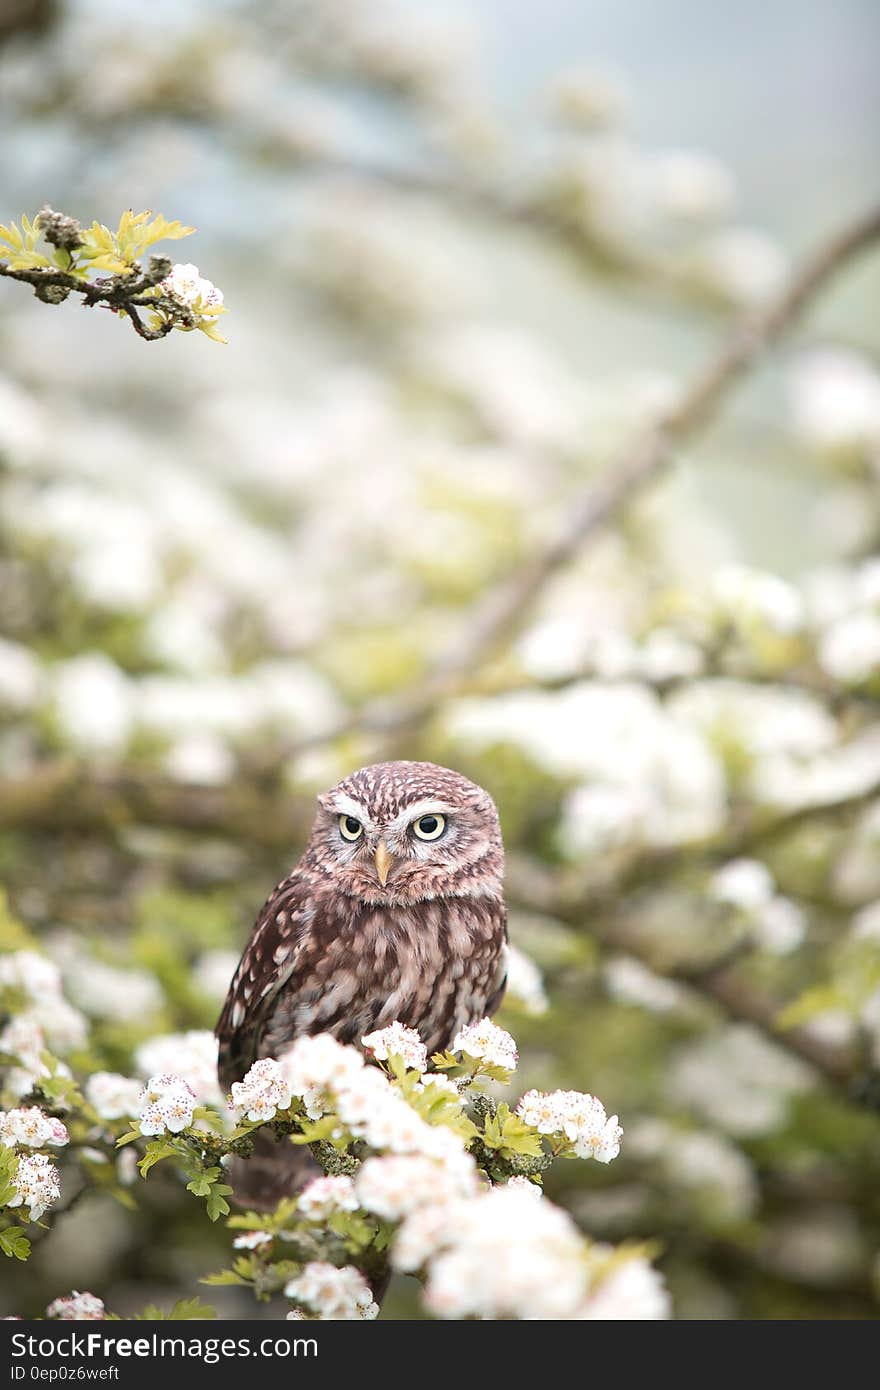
[1,0,880,1319]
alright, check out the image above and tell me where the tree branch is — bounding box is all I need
[504,855,871,1098]
[270,199,880,757]
[0,257,190,340]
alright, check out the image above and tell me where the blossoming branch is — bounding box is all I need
[0,208,227,342]
[0,942,666,1321]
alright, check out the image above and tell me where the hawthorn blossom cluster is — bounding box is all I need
[159,263,224,313]
[516,1089,623,1162]
[233,1230,273,1251]
[229,1058,292,1123]
[46,1292,105,1320]
[450,1018,519,1071]
[710,858,806,955]
[0,929,665,1321]
[297,1175,358,1222]
[362,1022,427,1071]
[214,1021,659,1322]
[355,1153,478,1222]
[85,1072,143,1121]
[232,1031,475,1176]
[409,1182,668,1320]
[284,1263,379,1321]
[135,1032,224,1108]
[8,1153,61,1222]
[136,1075,197,1136]
[0,1107,68,1149]
[0,951,87,1096]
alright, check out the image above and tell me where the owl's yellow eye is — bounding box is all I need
[412,813,446,841]
[339,814,364,842]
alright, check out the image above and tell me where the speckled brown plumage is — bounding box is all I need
[216,760,507,1206]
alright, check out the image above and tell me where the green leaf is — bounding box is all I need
[138,1140,178,1178]
[135,1297,216,1321]
[201,1269,248,1287]
[205,1184,233,1222]
[430,1050,460,1071]
[482,1103,543,1158]
[0,1228,31,1261]
[290,1115,342,1145]
[777,984,845,1030]
[185,1172,215,1199]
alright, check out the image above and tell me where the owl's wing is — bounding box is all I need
[216,871,321,1091]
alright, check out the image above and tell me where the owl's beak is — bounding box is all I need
[374,838,394,887]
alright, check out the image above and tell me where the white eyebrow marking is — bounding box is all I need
[388,799,455,834]
[329,793,375,830]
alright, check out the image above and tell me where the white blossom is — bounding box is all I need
[712,564,804,635]
[0,1015,54,1095]
[649,150,734,223]
[229,1058,292,1124]
[710,858,775,911]
[0,951,63,1000]
[452,684,726,852]
[0,1107,68,1149]
[361,1022,427,1072]
[669,1025,812,1136]
[164,733,236,786]
[504,944,549,1016]
[46,1292,105,1320]
[233,1230,273,1250]
[355,1154,476,1222]
[697,228,789,305]
[0,638,41,712]
[136,1074,197,1136]
[604,957,686,1014]
[628,1119,757,1222]
[450,1018,518,1071]
[116,1149,138,1187]
[27,998,89,1054]
[818,611,880,684]
[52,654,134,754]
[62,958,163,1023]
[297,1176,358,1222]
[422,1185,590,1320]
[160,262,224,310]
[755,897,807,955]
[505,1175,543,1200]
[280,1034,365,1104]
[392,1200,460,1273]
[515,1089,622,1162]
[852,901,880,942]
[135,1032,222,1108]
[192,950,238,1001]
[0,1011,75,1095]
[548,65,629,129]
[790,350,880,452]
[8,1152,61,1221]
[416,1073,461,1100]
[85,1072,143,1121]
[580,1256,671,1319]
[284,1262,378,1321]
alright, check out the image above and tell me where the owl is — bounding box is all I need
[216,759,507,1208]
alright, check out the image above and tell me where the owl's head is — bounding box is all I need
[307,760,503,904]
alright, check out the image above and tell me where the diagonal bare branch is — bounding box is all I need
[276,199,880,754]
